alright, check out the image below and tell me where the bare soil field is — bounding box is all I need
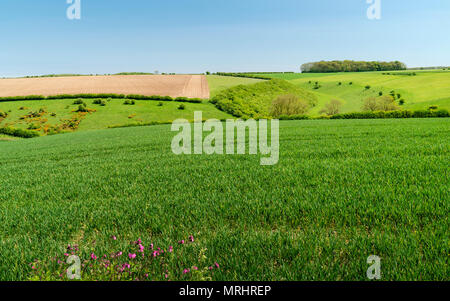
[0,75,210,99]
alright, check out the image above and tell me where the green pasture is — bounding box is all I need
[252,70,450,113]
[0,98,232,134]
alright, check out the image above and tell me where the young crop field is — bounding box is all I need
[0,118,448,281]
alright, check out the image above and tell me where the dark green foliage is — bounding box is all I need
[73,99,85,105]
[379,91,383,96]
[157,102,163,107]
[0,111,8,118]
[330,109,449,119]
[211,79,317,118]
[123,99,136,105]
[301,60,407,73]
[27,123,40,130]
[76,105,88,112]
[399,99,405,105]
[0,126,40,138]
[0,95,45,102]
[178,104,186,110]
[365,85,371,90]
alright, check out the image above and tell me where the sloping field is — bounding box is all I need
[251,70,450,113]
[0,118,448,280]
[0,75,210,99]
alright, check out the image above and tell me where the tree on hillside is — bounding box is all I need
[362,96,399,112]
[362,97,379,111]
[270,94,310,117]
[320,99,342,116]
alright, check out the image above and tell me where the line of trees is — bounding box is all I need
[301,60,407,73]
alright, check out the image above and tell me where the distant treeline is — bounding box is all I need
[0,94,203,103]
[408,66,449,70]
[301,60,407,73]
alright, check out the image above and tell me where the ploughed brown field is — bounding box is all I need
[0,75,210,99]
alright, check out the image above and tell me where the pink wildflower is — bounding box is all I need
[152,251,159,257]
[215,262,220,269]
[112,236,117,240]
[189,235,194,242]
[179,240,185,244]
[193,266,198,270]
[91,253,97,260]
[129,253,136,259]
[138,244,145,252]
[64,253,69,257]
[169,246,173,252]
[183,268,190,274]
[150,243,154,250]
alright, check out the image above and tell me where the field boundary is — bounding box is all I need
[0,94,204,103]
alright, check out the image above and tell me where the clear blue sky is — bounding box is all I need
[1,0,449,76]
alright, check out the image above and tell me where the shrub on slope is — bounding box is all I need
[210,79,317,118]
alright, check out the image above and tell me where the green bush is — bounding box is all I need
[76,105,88,112]
[0,111,8,118]
[178,104,186,110]
[27,123,40,130]
[73,99,85,105]
[0,127,40,138]
[211,79,317,118]
[270,94,310,117]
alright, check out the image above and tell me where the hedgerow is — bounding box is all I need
[0,94,203,103]
[0,127,40,138]
[330,109,450,119]
[215,73,271,80]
